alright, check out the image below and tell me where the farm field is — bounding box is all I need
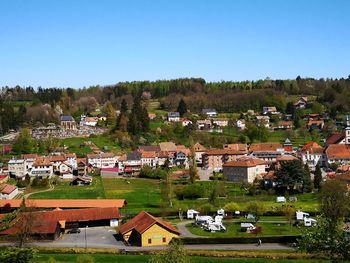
[29,175,106,199]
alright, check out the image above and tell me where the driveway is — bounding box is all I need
[54,226,124,249]
[177,221,203,238]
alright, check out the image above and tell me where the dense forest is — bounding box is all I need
[1,76,350,135]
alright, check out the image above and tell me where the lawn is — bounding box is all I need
[29,175,106,199]
[186,221,300,237]
[60,135,122,157]
[31,254,329,263]
[102,178,162,214]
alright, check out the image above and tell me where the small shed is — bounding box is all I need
[70,176,93,186]
[240,223,256,232]
[296,211,310,221]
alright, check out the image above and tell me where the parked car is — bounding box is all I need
[67,228,81,234]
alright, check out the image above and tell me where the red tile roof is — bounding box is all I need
[223,144,248,152]
[223,157,266,167]
[276,155,298,162]
[0,184,17,195]
[141,151,157,158]
[49,155,66,162]
[326,144,350,160]
[119,211,180,236]
[249,143,282,152]
[300,141,323,154]
[0,199,127,209]
[204,149,247,156]
[193,143,206,152]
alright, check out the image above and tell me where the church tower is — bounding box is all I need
[345,115,350,145]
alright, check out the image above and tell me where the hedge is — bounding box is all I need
[181,235,300,244]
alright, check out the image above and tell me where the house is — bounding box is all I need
[80,115,99,127]
[202,148,248,171]
[181,118,193,127]
[87,153,117,169]
[175,145,190,167]
[141,151,157,168]
[294,97,308,109]
[256,116,270,128]
[167,112,180,122]
[196,120,212,130]
[223,144,248,152]
[307,120,324,131]
[0,175,8,184]
[123,152,142,175]
[0,184,18,200]
[193,143,207,165]
[49,155,67,172]
[236,119,246,130]
[8,159,27,178]
[31,157,53,178]
[275,155,299,170]
[60,115,76,130]
[97,113,107,122]
[283,138,294,154]
[326,133,345,146]
[21,154,38,172]
[119,211,180,247]
[262,106,278,115]
[212,118,229,127]
[59,162,74,179]
[299,142,323,171]
[77,159,87,177]
[275,121,293,130]
[70,176,93,186]
[249,143,284,163]
[325,144,350,165]
[202,109,217,118]
[148,113,156,120]
[223,157,266,183]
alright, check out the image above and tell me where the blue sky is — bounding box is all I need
[0,0,349,88]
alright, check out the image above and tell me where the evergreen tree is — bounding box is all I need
[115,99,128,132]
[314,164,322,189]
[303,164,312,193]
[275,160,308,194]
[177,99,187,117]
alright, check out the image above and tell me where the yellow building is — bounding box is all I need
[119,211,180,247]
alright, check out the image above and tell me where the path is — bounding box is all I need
[177,221,204,238]
[23,182,55,199]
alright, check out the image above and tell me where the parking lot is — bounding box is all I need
[53,226,125,249]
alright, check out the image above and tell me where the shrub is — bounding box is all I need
[199,203,214,214]
[174,184,204,200]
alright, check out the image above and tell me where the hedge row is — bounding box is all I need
[181,235,300,244]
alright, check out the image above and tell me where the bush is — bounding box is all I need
[175,184,204,200]
[199,203,214,214]
[139,166,167,179]
[31,177,49,187]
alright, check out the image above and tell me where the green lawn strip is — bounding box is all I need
[31,253,329,263]
[29,175,105,199]
[186,221,300,237]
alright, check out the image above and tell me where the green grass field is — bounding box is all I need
[31,253,329,263]
[102,178,162,214]
[29,175,106,199]
[187,221,300,237]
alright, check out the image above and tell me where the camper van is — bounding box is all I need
[187,209,199,219]
[240,222,256,233]
[205,222,226,232]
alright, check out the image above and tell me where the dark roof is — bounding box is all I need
[60,115,75,122]
[127,152,141,161]
[168,112,180,117]
[138,145,161,152]
[326,133,345,145]
[202,108,217,113]
[119,211,180,236]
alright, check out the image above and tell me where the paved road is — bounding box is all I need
[0,226,292,251]
[177,221,202,238]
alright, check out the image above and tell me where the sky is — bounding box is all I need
[0,0,349,88]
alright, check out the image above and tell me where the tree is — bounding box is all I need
[176,99,187,117]
[16,198,36,248]
[246,201,265,223]
[188,140,199,184]
[149,239,188,263]
[303,164,312,193]
[298,179,350,260]
[313,164,322,189]
[12,129,34,154]
[275,160,309,194]
[282,205,295,227]
[224,202,240,216]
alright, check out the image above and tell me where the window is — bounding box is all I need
[163,237,166,243]
[148,238,152,244]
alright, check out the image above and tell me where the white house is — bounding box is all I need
[0,184,18,200]
[87,153,117,168]
[181,118,193,127]
[236,119,246,130]
[299,141,323,171]
[140,151,157,168]
[223,157,266,183]
[30,157,53,178]
[212,119,229,127]
[202,108,217,118]
[167,112,180,122]
[80,115,98,127]
[262,106,278,115]
[8,159,27,178]
[256,115,270,128]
